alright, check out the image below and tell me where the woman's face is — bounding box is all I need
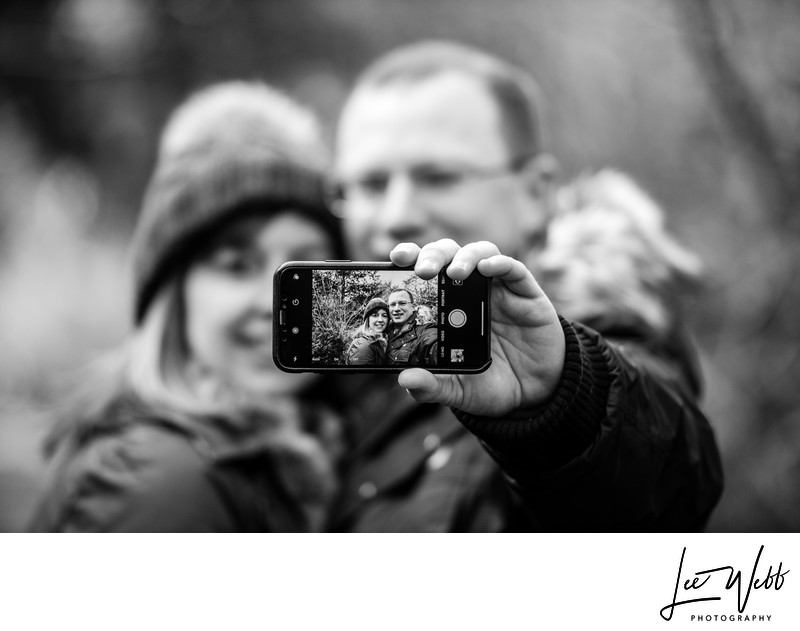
[184,211,334,396]
[368,309,388,335]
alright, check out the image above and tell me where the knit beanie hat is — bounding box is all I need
[130,80,344,324]
[363,298,389,324]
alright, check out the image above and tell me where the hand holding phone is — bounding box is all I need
[392,239,566,418]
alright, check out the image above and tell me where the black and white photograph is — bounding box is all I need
[1,0,799,628]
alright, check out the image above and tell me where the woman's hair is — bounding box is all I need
[44,273,203,455]
[128,273,200,416]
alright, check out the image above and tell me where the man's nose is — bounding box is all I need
[375,172,426,241]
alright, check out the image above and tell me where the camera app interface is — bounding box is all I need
[310,268,487,369]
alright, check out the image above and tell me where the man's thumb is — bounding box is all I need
[398,368,444,404]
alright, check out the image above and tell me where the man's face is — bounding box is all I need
[387,290,415,326]
[335,71,546,260]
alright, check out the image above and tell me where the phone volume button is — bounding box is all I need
[279,310,286,325]
[324,259,352,262]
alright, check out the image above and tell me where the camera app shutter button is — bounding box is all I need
[448,309,467,328]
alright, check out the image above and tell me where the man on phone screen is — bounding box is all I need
[385,288,437,366]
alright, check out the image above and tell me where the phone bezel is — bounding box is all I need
[273,260,492,374]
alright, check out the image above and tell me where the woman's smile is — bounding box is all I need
[369,310,388,333]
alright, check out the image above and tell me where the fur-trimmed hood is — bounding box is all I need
[532,169,702,340]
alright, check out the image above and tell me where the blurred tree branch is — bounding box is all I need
[672,0,800,231]
[673,0,800,435]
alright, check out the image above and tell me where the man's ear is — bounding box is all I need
[521,152,560,200]
[515,153,560,243]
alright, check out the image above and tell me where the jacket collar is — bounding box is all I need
[388,316,417,340]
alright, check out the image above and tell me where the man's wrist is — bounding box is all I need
[455,317,614,471]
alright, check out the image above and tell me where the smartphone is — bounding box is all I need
[274,261,492,373]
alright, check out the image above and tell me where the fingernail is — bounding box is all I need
[389,245,407,259]
[417,260,438,274]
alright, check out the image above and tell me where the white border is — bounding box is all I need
[2,533,798,631]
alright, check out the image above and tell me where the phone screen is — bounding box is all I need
[274,262,491,373]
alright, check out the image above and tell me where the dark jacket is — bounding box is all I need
[386,318,437,366]
[346,332,387,365]
[332,317,722,532]
[28,396,337,532]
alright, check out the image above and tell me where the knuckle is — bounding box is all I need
[438,238,461,250]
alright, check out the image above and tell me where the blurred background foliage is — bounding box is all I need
[1,0,798,531]
[312,269,394,364]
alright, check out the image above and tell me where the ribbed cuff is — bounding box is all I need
[455,317,614,472]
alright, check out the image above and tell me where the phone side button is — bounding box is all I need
[279,310,286,325]
[324,259,352,262]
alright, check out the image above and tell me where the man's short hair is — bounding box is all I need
[388,287,415,305]
[352,40,542,160]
